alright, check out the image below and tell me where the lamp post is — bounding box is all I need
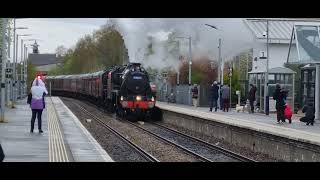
[16,34,31,99]
[11,23,28,106]
[204,24,223,84]
[24,44,27,97]
[229,65,232,110]
[20,38,35,98]
[1,18,8,122]
[23,39,41,97]
[205,24,224,110]
[263,20,270,115]
[175,36,192,106]
[175,36,192,85]
[169,40,181,85]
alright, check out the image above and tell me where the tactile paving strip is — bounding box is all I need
[47,98,70,162]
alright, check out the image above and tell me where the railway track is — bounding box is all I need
[147,122,257,162]
[72,101,159,162]
[127,121,256,162]
[126,120,212,162]
[75,99,209,162]
[67,97,257,162]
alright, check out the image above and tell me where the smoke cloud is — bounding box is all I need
[112,18,254,71]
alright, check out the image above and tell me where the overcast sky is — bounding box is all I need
[13,18,108,59]
[11,18,253,68]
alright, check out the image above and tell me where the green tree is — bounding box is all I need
[55,45,68,57]
[191,68,203,85]
[48,21,127,76]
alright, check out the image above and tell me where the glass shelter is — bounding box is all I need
[300,65,316,107]
[287,22,320,120]
[248,67,296,113]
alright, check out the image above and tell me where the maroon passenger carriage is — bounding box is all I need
[46,63,161,121]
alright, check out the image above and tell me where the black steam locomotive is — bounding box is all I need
[46,63,160,121]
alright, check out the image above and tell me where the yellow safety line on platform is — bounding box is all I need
[48,109,52,162]
[47,97,69,162]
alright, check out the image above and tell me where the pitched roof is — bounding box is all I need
[28,53,58,66]
[244,18,320,41]
[248,67,296,74]
[269,67,296,74]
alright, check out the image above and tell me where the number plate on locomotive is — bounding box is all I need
[133,76,142,80]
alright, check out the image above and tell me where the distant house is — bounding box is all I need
[224,18,320,113]
[243,18,320,72]
[28,53,62,75]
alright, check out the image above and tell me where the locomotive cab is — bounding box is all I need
[117,63,156,120]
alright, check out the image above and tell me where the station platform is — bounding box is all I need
[0,96,113,162]
[156,101,320,147]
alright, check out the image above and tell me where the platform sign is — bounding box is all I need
[269,98,277,112]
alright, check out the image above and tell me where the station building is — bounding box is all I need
[235,18,320,118]
[28,41,62,75]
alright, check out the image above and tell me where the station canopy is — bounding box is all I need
[288,22,320,64]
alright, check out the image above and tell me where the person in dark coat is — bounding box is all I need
[248,84,257,113]
[191,84,199,107]
[221,84,230,112]
[300,103,315,126]
[209,81,219,112]
[273,84,286,123]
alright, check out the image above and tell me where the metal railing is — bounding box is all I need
[156,84,214,107]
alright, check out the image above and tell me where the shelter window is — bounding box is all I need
[296,25,320,62]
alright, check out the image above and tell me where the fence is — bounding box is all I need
[156,83,212,107]
[157,84,192,106]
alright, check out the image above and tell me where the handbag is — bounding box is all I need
[27,93,32,104]
[0,143,5,162]
[284,104,293,119]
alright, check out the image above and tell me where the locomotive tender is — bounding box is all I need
[46,63,159,121]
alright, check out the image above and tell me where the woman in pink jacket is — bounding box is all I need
[30,78,48,133]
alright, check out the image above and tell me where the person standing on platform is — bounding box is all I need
[221,84,230,112]
[248,84,257,113]
[300,102,315,126]
[29,77,48,133]
[219,84,224,110]
[191,84,199,107]
[273,84,286,123]
[209,81,219,112]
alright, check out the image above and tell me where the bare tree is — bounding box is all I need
[55,45,68,57]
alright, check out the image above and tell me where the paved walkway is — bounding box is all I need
[0,99,49,162]
[0,97,113,162]
[156,101,320,146]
